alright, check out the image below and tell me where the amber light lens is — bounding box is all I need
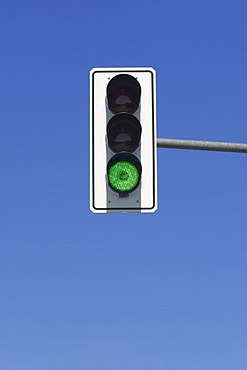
[107,113,141,153]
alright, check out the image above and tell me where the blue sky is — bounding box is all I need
[0,1,247,369]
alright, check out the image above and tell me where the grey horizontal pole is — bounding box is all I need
[157,138,247,154]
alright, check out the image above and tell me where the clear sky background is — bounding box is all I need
[0,1,247,369]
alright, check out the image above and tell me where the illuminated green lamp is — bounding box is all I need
[107,154,142,195]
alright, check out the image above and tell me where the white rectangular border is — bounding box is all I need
[90,67,157,213]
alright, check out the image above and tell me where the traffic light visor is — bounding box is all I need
[107,113,141,153]
[107,153,142,194]
[107,74,141,114]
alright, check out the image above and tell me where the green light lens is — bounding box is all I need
[108,161,140,193]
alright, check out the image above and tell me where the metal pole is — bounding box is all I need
[157,138,247,154]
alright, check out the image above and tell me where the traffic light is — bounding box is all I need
[90,68,157,213]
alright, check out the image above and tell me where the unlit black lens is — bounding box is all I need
[107,74,141,114]
[107,113,141,153]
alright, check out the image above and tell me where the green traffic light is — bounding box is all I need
[108,160,140,193]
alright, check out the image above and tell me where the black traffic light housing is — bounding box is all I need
[106,74,143,207]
